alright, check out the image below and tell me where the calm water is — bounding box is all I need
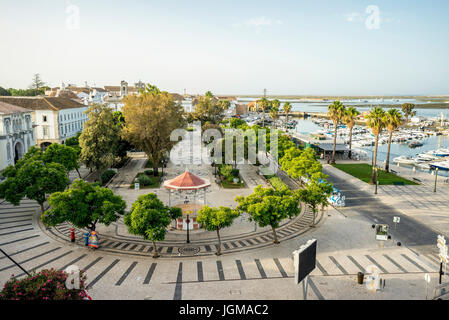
[294,118,449,177]
[236,98,449,119]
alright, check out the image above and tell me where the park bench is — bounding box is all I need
[412,178,422,183]
[390,169,398,174]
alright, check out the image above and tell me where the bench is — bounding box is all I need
[390,169,398,174]
[413,178,422,183]
[393,181,405,186]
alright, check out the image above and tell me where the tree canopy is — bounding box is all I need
[0,159,69,213]
[197,206,240,255]
[122,85,185,176]
[235,185,301,243]
[41,179,126,231]
[297,178,333,226]
[79,104,120,178]
[123,193,182,257]
[188,94,229,125]
[42,143,80,175]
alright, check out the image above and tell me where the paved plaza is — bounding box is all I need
[1,145,449,300]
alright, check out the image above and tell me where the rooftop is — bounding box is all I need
[0,96,86,111]
[0,101,31,115]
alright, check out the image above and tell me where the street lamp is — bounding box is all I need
[184,197,190,244]
[434,167,439,193]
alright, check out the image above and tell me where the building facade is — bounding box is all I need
[0,101,36,173]
[0,97,88,148]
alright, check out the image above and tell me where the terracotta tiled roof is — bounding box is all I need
[163,170,211,190]
[0,101,31,114]
[0,96,86,111]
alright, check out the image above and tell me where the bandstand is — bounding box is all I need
[163,169,211,231]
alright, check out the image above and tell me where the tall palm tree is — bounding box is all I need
[270,105,279,128]
[343,106,360,159]
[383,108,403,172]
[365,107,386,184]
[257,97,270,127]
[283,102,292,127]
[327,101,346,164]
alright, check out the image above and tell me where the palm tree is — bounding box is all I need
[257,97,270,127]
[327,101,346,164]
[270,105,279,128]
[343,107,360,159]
[383,108,403,172]
[283,102,292,127]
[365,107,386,184]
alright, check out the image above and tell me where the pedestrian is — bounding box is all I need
[88,230,99,249]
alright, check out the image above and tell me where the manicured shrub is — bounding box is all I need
[138,174,152,186]
[101,169,116,186]
[219,165,233,179]
[0,268,89,300]
[144,169,153,176]
[230,169,240,178]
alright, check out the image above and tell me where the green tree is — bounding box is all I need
[30,73,45,90]
[365,107,386,184]
[269,104,279,128]
[124,193,182,258]
[197,206,240,255]
[41,179,126,231]
[79,104,120,180]
[283,102,292,127]
[383,109,403,172]
[401,103,416,123]
[64,132,81,156]
[0,86,11,96]
[257,97,271,127]
[328,101,346,164]
[342,106,360,159]
[112,110,133,160]
[43,143,81,178]
[280,147,322,185]
[235,186,301,244]
[0,160,69,213]
[229,118,247,129]
[189,94,229,125]
[122,85,185,176]
[297,178,333,227]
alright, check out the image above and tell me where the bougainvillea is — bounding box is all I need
[0,268,90,300]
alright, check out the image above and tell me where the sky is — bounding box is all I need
[0,0,449,96]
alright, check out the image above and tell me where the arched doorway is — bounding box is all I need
[14,141,24,164]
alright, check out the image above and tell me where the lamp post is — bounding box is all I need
[186,213,190,244]
[434,167,439,193]
[184,197,190,244]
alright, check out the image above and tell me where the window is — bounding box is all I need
[43,126,49,137]
[43,115,47,122]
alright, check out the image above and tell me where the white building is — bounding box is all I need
[0,97,88,148]
[0,101,36,173]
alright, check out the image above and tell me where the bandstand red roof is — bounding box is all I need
[163,170,211,190]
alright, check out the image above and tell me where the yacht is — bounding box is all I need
[427,149,449,157]
[393,155,416,165]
